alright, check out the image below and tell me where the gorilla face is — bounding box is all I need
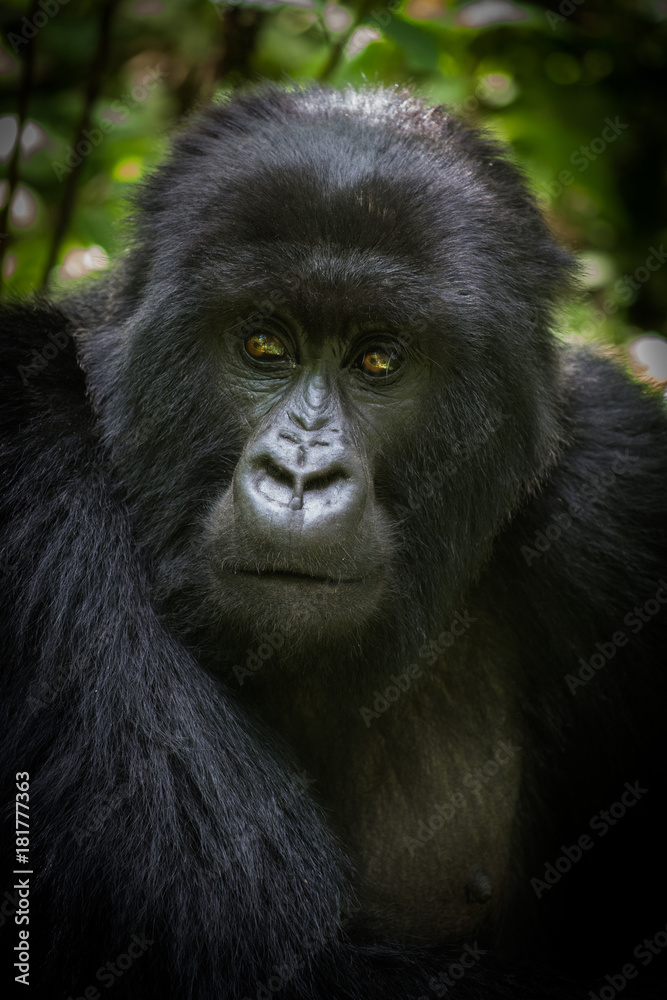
[201,315,423,644]
[161,274,439,666]
[82,88,572,675]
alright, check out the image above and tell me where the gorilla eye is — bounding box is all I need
[244,331,289,362]
[360,345,402,378]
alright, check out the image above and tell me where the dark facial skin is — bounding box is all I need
[202,311,430,645]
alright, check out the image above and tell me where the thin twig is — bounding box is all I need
[319,0,379,82]
[41,0,121,287]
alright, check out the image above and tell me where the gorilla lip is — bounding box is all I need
[233,567,363,585]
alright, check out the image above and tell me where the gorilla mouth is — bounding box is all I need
[233,567,363,585]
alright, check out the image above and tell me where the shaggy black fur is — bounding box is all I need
[1,86,666,999]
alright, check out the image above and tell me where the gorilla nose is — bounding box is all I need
[233,429,367,540]
[256,457,349,512]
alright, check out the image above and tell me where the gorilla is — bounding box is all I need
[1,85,666,1000]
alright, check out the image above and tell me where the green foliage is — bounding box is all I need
[1,0,666,365]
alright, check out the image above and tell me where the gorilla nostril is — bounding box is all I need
[252,452,351,507]
[263,458,295,489]
[303,467,347,493]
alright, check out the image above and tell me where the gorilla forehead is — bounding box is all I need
[174,138,479,326]
[130,86,573,346]
[138,88,502,269]
[201,242,440,338]
[196,136,446,282]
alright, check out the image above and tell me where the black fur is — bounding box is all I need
[1,86,666,999]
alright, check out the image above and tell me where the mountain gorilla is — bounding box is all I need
[1,86,667,1000]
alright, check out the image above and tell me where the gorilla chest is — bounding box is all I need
[273,686,523,944]
[333,720,522,941]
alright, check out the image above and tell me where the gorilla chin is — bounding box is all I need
[209,561,389,654]
[200,470,395,652]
